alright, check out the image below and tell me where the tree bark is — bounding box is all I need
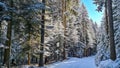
[3,21,12,68]
[3,0,13,67]
[107,0,116,61]
[28,23,31,65]
[105,0,109,35]
[28,52,30,65]
[39,0,45,67]
[62,0,67,60]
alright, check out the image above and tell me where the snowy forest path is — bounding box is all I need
[46,56,96,68]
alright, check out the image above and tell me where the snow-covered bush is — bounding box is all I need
[98,58,120,68]
[95,21,110,66]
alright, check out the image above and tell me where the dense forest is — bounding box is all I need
[0,0,120,68]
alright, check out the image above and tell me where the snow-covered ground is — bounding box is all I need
[9,56,96,68]
[46,56,96,68]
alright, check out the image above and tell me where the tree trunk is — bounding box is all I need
[3,21,12,68]
[27,23,31,65]
[107,0,116,61]
[105,0,109,35]
[39,0,45,67]
[3,0,13,67]
[0,21,1,43]
[62,0,67,60]
[28,52,30,65]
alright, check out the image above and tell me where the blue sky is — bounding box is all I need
[81,0,103,26]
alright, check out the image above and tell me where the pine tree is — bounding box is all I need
[113,0,120,59]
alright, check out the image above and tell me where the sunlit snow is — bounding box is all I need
[46,56,96,68]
